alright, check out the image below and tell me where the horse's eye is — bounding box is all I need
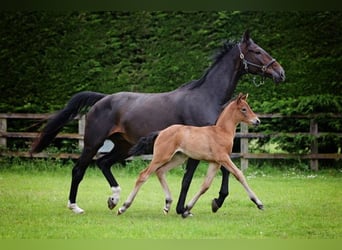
[248,49,261,55]
[255,50,261,55]
[241,108,247,113]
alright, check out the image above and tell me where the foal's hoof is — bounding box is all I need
[117,208,124,215]
[107,197,117,210]
[163,208,169,215]
[181,211,193,219]
[211,198,220,213]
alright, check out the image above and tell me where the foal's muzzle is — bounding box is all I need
[251,118,261,126]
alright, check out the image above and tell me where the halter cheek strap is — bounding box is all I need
[238,43,276,73]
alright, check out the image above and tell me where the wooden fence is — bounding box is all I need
[0,113,341,171]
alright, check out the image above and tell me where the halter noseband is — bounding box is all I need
[238,43,276,73]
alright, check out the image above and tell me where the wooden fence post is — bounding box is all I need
[310,119,319,171]
[0,117,7,148]
[240,122,249,171]
[78,115,85,149]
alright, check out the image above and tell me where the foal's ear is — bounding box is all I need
[237,93,248,104]
[237,92,243,104]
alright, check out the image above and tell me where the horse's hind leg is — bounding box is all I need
[68,147,99,214]
[96,135,131,210]
[183,162,219,218]
[211,166,230,213]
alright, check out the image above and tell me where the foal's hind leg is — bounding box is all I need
[155,154,187,214]
[183,162,219,218]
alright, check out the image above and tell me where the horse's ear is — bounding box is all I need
[243,93,248,101]
[242,30,251,44]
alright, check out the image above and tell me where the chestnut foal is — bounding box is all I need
[118,93,264,217]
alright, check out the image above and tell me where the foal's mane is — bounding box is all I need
[214,94,242,124]
[180,41,237,90]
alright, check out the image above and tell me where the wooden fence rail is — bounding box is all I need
[0,113,341,170]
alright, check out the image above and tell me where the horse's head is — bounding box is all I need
[235,93,260,126]
[238,30,285,83]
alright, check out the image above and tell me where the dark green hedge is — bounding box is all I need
[1,11,341,163]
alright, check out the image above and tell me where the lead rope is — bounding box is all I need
[249,75,265,87]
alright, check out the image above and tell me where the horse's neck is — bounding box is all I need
[197,47,242,104]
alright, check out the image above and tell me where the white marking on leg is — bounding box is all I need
[110,186,121,205]
[67,200,85,214]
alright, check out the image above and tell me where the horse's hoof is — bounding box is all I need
[257,204,264,210]
[67,202,85,214]
[211,198,220,213]
[107,197,117,210]
[163,208,169,215]
[181,211,193,218]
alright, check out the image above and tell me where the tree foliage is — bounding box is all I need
[0,11,341,163]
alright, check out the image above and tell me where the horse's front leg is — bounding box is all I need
[176,158,200,214]
[211,166,230,213]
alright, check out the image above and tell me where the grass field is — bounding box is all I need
[0,158,341,239]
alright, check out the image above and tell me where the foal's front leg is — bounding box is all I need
[221,156,264,210]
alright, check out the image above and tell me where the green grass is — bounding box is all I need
[0,158,341,239]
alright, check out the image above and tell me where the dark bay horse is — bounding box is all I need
[30,31,285,215]
[118,93,263,217]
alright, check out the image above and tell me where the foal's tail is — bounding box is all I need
[30,91,107,154]
[129,131,160,156]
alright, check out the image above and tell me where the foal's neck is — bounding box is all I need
[215,103,241,135]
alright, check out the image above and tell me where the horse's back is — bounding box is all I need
[87,91,185,142]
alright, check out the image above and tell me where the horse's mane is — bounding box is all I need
[180,40,237,90]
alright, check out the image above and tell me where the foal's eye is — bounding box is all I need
[241,108,247,113]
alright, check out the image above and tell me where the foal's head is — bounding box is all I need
[230,93,260,126]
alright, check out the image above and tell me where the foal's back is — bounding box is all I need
[153,124,232,163]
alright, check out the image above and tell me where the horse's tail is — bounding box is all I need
[129,131,160,156]
[30,91,107,154]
